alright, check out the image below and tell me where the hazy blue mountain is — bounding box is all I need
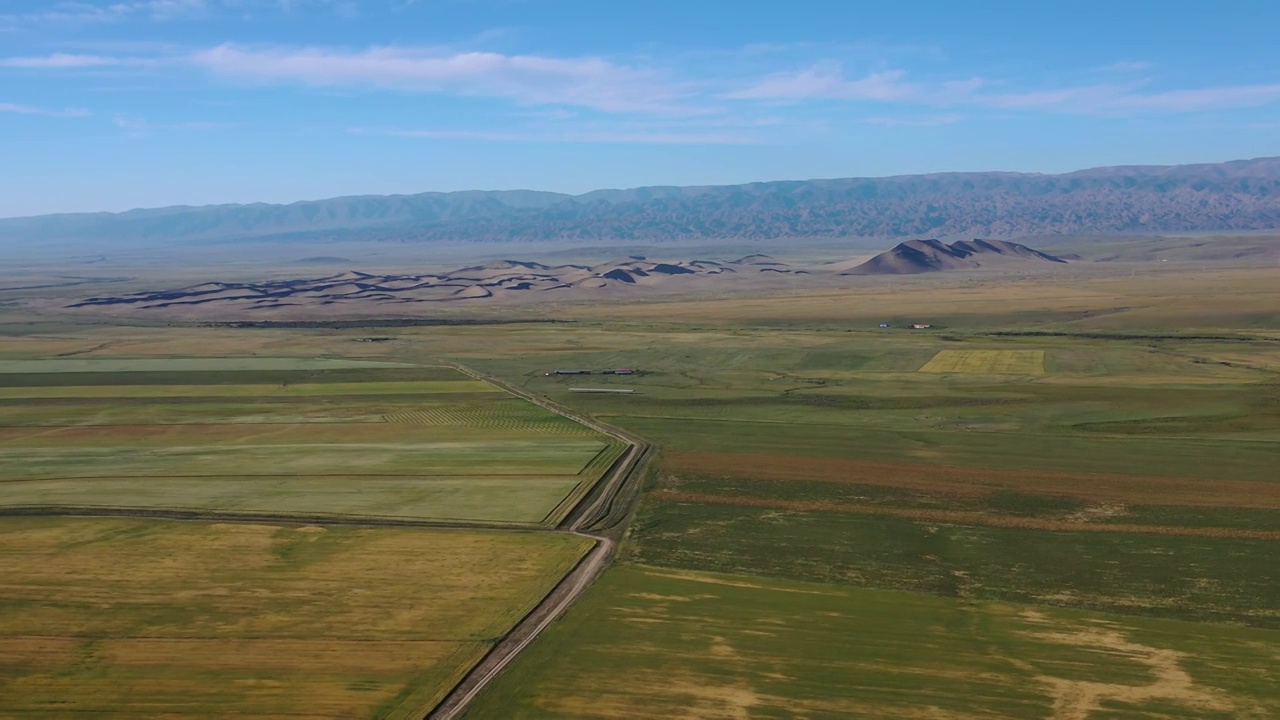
[3,157,1278,245]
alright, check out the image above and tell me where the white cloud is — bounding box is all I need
[728,64,919,101]
[363,127,758,145]
[864,114,962,128]
[113,113,237,132]
[1094,60,1155,74]
[0,0,209,24]
[0,0,360,26]
[727,61,1280,114]
[0,53,133,68]
[982,81,1280,112]
[190,43,699,114]
[0,101,90,117]
[5,40,1279,125]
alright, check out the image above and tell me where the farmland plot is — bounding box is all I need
[0,518,592,719]
[0,361,621,525]
[919,349,1046,374]
[466,566,1279,719]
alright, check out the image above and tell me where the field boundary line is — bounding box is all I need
[0,505,554,532]
[425,363,654,720]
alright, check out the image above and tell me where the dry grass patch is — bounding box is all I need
[920,349,1046,374]
[0,518,592,718]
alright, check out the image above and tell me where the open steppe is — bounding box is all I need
[1,244,1278,718]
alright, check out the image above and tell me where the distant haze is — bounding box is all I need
[1,157,1278,246]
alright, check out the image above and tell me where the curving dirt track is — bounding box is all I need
[426,364,652,720]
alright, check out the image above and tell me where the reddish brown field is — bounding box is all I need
[664,451,1280,510]
[658,490,1280,540]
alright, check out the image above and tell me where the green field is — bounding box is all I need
[0,517,592,718]
[465,565,1279,719]
[0,361,622,526]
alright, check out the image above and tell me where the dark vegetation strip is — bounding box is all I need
[983,330,1279,343]
[205,318,571,329]
[0,367,463,387]
[0,392,504,406]
[0,505,551,531]
[658,490,1280,540]
[628,500,1279,627]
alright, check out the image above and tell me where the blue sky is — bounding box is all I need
[2,0,1279,216]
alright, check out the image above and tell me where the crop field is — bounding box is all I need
[0,360,621,525]
[0,517,592,718]
[919,349,1046,374]
[444,268,1280,716]
[465,565,1280,719]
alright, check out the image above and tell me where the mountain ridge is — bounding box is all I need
[4,156,1279,244]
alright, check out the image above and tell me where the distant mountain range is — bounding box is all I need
[5,157,1279,245]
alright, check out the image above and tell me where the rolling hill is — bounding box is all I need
[65,255,812,315]
[845,239,1067,275]
[2,157,1279,246]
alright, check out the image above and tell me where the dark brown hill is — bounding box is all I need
[845,239,1067,275]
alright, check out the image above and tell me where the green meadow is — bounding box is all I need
[0,361,622,526]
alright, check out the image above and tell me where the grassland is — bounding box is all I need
[441,266,1279,715]
[0,517,592,718]
[4,260,1278,717]
[464,565,1279,719]
[0,362,623,525]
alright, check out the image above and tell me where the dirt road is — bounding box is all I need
[426,365,651,720]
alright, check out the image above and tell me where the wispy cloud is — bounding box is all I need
[727,61,1280,114]
[0,52,139,68]
[983,81,1280,112]
[189,43,700,114]
[113,113,237,133]
[726,62,983,105]
[0,0,362,27]
[1,0,210,25]
[728,65,918,102]
[5,40,1280,130]
[0,101,90,117]
[1094,60,1155,74]
[358,127,759,145]
[864,114,962,128]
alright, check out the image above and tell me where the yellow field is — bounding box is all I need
[0,518,593,719]
[919,349,1046,374]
